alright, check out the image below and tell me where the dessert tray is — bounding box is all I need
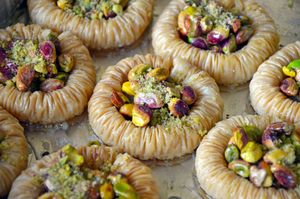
[2,0,299,198]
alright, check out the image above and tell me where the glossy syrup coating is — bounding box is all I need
[8,145,159,199]
[89,54,223,160]
[196,115,300,199]
[0,24,96,124]
[153,0,279,85]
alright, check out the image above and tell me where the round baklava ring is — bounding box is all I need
[0,106,28,197]
[0,23,95,124]
[28,0,154,50]
[88,54,223,160]
[152,0,279,86]
[8,145,159,199]
[250,41,300,123]
[195,115,300,199]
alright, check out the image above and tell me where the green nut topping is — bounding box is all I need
[34,62,48,74]
[225,122,300,189]
[263,148,286,165]
[229,127,249,150]
[224,144,240,163]
[111,63,199,129]
[128,64,151,81]
[112,4,123,15]
[228,159,250,178]
[114,181,138,199]
[280,59,300,99]
[180,0,253,53]
[62,144,84,166]
[56,0,129,20]
[240,141,263,163]
[55,72,69,82]
[242,125,262,142]
[38,144,138,199]
[0,34,74,92]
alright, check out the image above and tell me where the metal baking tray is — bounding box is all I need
[5,0,300,198]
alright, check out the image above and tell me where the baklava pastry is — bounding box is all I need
[152,0,279,86]
[250,41,300,123]
[0,106,28,197]
[0,23,95,124]
[28,0,154,50]
[195,115,300,199]
[88,54,223,160]
[8,144,159,199]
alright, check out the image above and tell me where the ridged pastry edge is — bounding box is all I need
[152,0,279,86]
[250,41,300,124]
[28,0,154,49]
[195,115,300,199]
[0,23,96,124]
[0,106,28,197]
[8,145,159,199]
[88,54,223,160]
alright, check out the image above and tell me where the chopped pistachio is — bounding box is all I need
[59,0,128,19]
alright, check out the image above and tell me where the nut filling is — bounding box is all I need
[110,64,197,128]
[0,31,74,92]
[225,122,300,189]
[178,0,253,54]
[37,145,138,199]
[280,59,300,101]
[56,0,129,20]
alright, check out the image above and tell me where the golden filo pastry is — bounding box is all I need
[195,115,300,199]
[0,23,95,124]
[250,41,300,124]
[8,145,159,199]
[88,54,223,160]
[152,0,279,86]
[27,0,154,50]
[0,106,28,197]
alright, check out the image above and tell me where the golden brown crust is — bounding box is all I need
[0,106,28,197]
[88,54,223,160]
[0,23,96,124]
[152,0,279,86]
[27,0,154,50]
[195,115,300,199]
[8,145,159,199]
[250,41,300,123]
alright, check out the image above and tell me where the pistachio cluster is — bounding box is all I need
[225,122,300,189]
[38,145,138,199]
[57,0,128,20]
[178,0,253,54]
[0,31,74,92]
[110,64,197,127]
[280,59,300,99]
